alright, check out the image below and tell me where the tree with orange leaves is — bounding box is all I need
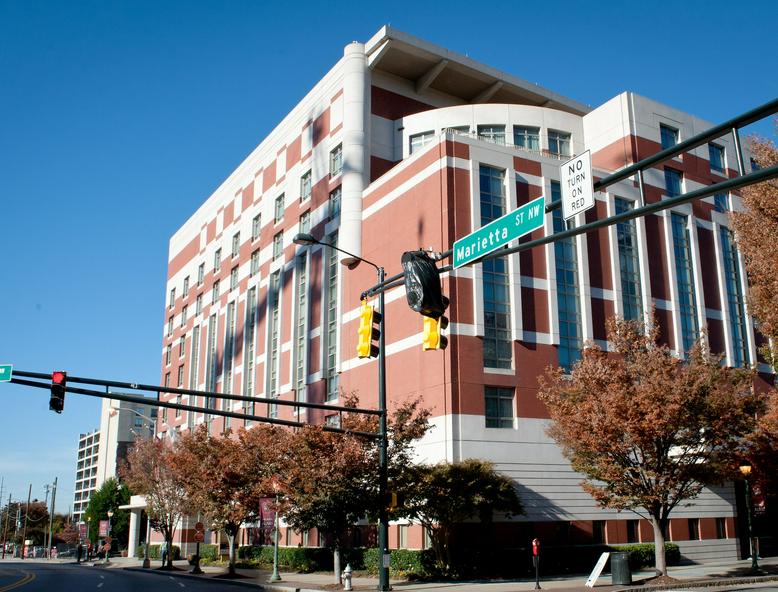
[538,316,758,575]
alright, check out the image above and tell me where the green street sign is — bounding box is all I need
[0,364,12,382]
[453,196,545,269]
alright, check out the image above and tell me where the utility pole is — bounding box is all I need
[20,484,31,560]
[1,493,10,559]
[46,478,57,559]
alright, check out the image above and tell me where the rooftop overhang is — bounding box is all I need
[365,26,590,116]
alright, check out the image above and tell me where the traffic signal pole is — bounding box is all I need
[377,265,390,592]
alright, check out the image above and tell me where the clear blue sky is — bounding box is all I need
[0,0,775,515]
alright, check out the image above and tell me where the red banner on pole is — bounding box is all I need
[99,520,109,537]
[259,498,276,529]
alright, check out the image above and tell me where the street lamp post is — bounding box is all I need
[293,233,390,591]
[86,516,92,559]
[739,465,760,573]
[270,480,282,583]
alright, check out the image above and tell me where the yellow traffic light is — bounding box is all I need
[357,300,381,358]
[422,315,449,350]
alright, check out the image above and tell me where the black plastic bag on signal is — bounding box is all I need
[400,251,449,318]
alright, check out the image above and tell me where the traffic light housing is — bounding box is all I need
[401,251,449,318]
[422,315,449,350]
[50,370,67,413]
[356,299,381,359]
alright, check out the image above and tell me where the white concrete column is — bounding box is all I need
[338,41,369,266]
[127,509,140,558]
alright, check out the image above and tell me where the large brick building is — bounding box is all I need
[157,26,768,562]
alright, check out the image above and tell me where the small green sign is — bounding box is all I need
[453,196,545,269]
[0,364,12,382]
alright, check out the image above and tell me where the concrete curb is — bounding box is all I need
[615,573,778,592]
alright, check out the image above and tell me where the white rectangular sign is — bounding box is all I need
[585,552,610,588]
[561,149,594,221]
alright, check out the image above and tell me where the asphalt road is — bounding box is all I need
[0,561,256,592]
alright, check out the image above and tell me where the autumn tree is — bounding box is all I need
[538,316,759,576]
[174,425,280,576]
[401,459,522,575]
[731,132,778,355]
[83,478,130,549]
[279,394,430,584]
[122,437,191,569]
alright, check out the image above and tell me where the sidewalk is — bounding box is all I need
[39,554,778,592]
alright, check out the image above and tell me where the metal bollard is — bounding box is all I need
[342,563,353,591]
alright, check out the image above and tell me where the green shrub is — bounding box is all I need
[611,543,680,569]
[196,544,220,561]
[363,548,436,578]
[139,543,181,561]
[237,545,332,572]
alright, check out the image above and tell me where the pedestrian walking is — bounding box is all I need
[160,540,168,566]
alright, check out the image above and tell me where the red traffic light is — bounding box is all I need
[52,371,66,384]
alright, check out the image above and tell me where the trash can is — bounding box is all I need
[611,552,632,585]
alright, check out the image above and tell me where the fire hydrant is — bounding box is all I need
[342,563,353,591]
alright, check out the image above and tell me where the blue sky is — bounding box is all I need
[0,0,775,514]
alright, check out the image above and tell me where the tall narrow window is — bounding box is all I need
[627,520,639,543]
[274,194,285,223]
[294,253,308,405]
[197,263,205,285]
[195,293,202,316]
[660,124,678,150]
[273,232,283,260]
[177,366,184,388]
[169,288,176,309]
[243,287,257,421]
[513,126,540,151]
[214,248,221,271]
[181,305,187,327]
[223,301,236,395]
[183,276,189,294]
[480,165,512,369]
[300,170,312,201]
[477,125,506,145]
[484,386,513,428]
[553,181,582,371]
[205,313,218,398]
[325,232,340,401]
[720,228,749,367]
[671,213,699,354]
[330,144,343,177]
[188,326,200,428]
[230,266,238,291]
[231,232,240,258]
[212,280,220,304]
[299,211,311,235]
[329,187,341,220]
[615,198,643,321]
[167,317,173,336]
[547,130,571,157]
[268,271,281,417]
[714,193,729,213]
[178,336,185,357]
[250,249,260,276]
[664,167,683,198]
[165,344,171,366]
[252,214,261,241]
[709,143,725,173]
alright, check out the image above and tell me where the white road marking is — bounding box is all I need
[100,575,105,579]
[97,583,104,588]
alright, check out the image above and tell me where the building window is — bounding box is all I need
[294,253,308,405]
[553,181,582,372]
[243,287,257,421]
[165,344,172,366]
[231,232,240,258]
[477,125,506,145]
[592,520,606,544]
[325,232,339,401]
[627,520,639,543]
[164,372,170,389]
[688,518,700,541]
[325,414,341,428]
[268,271,281,417]
[300,170,312,201]
[183,276,189,294]
[230,266,238,291]
[205,314,218,393]
[660,124,678,150]
[615,198,643,321]
[330,144,343,177]
[720,228,749,367]
[250,249,260,276]
[273,232,283,260]
[197,263,205,285]
[548,130,571,157]
[485,386,513,428]
[179,336,185,358]
[409,130,434,154]
[715,517,727,539]
[214,248,221,272]
[212,280,220,304]
[167,317,173,336]
[252,213,261,241]
[714,192,728,213]
[664,167,683,198]
[177,366,184,388]
[195,293,202,316]
[398,524,409,548]
[169,288,175,309]
[513,126,540,151]
[671,213,699,355]
[274,194,285,223]
[181,305,187,327]
[224,301,236,395]
[329,187,341,220]
[189,327,200,417]
[175,395,182,418]
[709,143,725,173]
[299,211,311,235]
